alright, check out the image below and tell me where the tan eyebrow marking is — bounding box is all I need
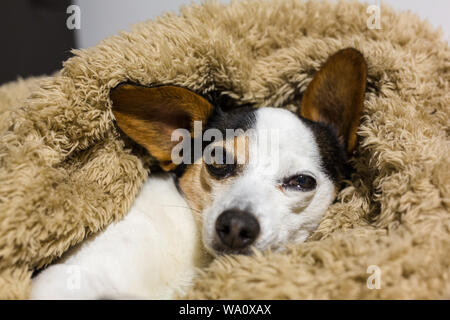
[276,184,286,195]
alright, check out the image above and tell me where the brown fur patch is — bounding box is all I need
[179,161,213,215]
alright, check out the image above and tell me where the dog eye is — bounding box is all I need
[205,148,236,179]
[283,174,316,191]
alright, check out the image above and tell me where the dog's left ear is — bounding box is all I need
[110,84,213,171]
[300,48,367,155]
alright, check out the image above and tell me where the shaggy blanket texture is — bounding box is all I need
[0,0,449,299]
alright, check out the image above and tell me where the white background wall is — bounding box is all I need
[74,0,450,49]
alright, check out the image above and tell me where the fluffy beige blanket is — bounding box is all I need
[0,0,448,299]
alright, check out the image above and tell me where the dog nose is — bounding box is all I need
[215,209,260,250]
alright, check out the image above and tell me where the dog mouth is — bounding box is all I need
[202,230,258,256]
[209,241,256,256]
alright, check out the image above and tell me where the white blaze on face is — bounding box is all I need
[202,107,337,253]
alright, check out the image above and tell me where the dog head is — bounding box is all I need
[110,48,367,255]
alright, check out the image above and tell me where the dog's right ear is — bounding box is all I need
[110,84,213,171]
[300,48,367,155]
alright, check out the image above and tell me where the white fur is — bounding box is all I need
[202,108,336,253]
[31,175,205,299]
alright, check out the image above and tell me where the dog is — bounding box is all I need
[31,48,367,299]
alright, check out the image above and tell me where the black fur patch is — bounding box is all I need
[300,117,350,184]
[205,106,256,135]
